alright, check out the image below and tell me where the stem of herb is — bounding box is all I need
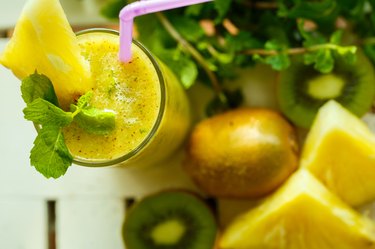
[156,12,228,105]
[240,43,354,56]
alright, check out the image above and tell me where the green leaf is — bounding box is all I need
[160,51,198,89]
[278,0,338,22]
[23,98,73,126]
[226,32,262,52]
[135,14,174,53]
[169,16,205,42]
[214,0,232,22]
[185,4,204,16]
[76,91,93,109]
[304,52,318,65]
[297,20,326,47]
[30,125,73,179]
[265,53,291,71]
[100,0,127,20]
[256,40,291,71]
[71,105,116,135]
[21,72,59,106]
[329,30,344,44]
[314,49,334,73]
[336,46,357,64]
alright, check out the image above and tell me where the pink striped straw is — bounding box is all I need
[119,0,213,63]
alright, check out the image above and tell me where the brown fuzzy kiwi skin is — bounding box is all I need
[183,107,299,199]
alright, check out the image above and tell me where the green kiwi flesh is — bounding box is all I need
[278,52,375,128]
[123,191,217,249]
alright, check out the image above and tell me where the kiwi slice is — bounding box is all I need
[278,52,375,128]
[123,191,217,249]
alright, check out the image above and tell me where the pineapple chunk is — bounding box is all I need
[0,0,93,109]
[219,169,375,249]
[301,100,375,206]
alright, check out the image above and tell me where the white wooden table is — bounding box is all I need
[1,1,375,249]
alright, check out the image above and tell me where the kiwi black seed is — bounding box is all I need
[122,191,218,249]
[278,51,375,128]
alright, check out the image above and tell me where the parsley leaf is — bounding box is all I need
[21,72,59,106]
[30,125,73,178]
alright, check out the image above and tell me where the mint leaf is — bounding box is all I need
[23,98,73,126]
[21,72,59,106]
[30,125,73,179]
[71,105,116,135]
[76,90,93,109]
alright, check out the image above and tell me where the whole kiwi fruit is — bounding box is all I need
[184,108,299,199]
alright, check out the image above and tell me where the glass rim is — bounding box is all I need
[72,28,166,167]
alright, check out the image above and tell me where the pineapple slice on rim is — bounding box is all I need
[0,0,93,109]
[301,100,375,207]
[219,169,375,249]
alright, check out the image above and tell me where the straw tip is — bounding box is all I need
[119,52,132,64]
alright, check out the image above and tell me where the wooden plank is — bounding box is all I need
[57,197,125,249]
[0,199,47,249]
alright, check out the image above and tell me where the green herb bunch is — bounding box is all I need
[101,0,375,105]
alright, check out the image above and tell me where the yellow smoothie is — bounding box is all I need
[63,29,191,167]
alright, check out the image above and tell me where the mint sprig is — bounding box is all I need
[21,72,116,178]
[30,125,73,179]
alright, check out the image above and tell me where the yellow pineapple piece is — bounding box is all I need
[0,0,93,108]
[219,169,375,249]
[301,100,375,206]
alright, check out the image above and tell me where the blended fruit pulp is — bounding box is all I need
[63,31,162,162]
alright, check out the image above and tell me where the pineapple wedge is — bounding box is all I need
[219,169,375,249]
[0,0,93,109]
[301,100,375,206]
